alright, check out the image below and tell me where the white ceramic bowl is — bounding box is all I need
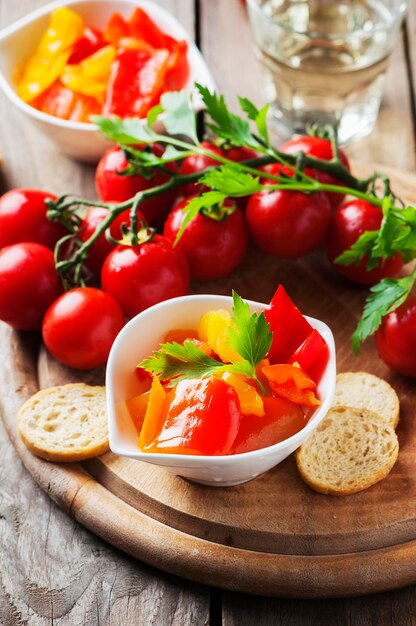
[106,294,336,487]
[0,0,215,162]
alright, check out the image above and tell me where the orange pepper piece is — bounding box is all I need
[262,364,321,408]
[126,391,150,433]
[138,376,167,450]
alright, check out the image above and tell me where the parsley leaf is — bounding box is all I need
[140,291,273,392]
[238,97,270,146]
[173,191,227,245]
[352,270,416,353]
[196,84,259,149]
[200,165,263,196]
[159,91,199,143]
[227,291,272,372]
[94,116,159,144]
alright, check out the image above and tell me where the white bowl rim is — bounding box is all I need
[0,0,215,132]
[106,293,337,465]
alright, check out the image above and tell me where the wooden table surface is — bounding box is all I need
[0,1,415,624]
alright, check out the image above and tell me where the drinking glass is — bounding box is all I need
[247,0,408,143]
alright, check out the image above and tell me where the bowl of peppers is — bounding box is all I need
[106,288,336,487]
[0,0,215,161]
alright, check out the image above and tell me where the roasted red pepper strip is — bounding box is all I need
[262,364,321,407]
[139,377,241,455]
[103,48,170,118]
[104,13,130,45]
[32,80,101,122]
[265,285,313,364]
[289,329,329,384]
[67,26,106,64]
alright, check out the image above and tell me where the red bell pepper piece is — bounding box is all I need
[231,396,306,454]
[262,364,321,408]
[289,329,329,384]
[165,40,189,90]
[104,13,130,45]
[67,26,106,64]
[265,285,313,364]
[129,7,178,49]
[139,377,241,455]
[33,80,101,122]
[103,48,170,118]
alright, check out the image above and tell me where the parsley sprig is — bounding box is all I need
[46,85,416,353]
[140,292,272,392]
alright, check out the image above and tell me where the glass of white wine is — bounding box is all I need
[247,0,408,143]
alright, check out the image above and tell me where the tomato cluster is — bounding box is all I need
[0,135,411,375]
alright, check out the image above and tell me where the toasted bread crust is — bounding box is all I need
[17,383,108,462]
[333,372,400,429]
[296,406,399,496]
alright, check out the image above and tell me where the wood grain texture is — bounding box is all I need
[1,167,416,600]
[0,1,208,625]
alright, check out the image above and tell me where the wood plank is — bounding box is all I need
[0,1,210,624]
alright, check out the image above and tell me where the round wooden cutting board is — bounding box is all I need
[1,163,416,599]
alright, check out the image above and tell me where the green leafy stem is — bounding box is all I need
[46,85,416,349]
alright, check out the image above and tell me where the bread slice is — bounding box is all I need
[18,383,108,462]
[333,372,399,428]
[296,406,399,496]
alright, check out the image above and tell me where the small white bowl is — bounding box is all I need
[106,294,336,487]
[0,0,216,162]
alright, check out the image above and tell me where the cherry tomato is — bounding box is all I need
[42,287,125,370]
[224,146,257,163]
[140,377,241,455]
[95,146,178,225]
[246,189,331,258]
[163,196,248,280]
[101,235,190,318]
[181,141,224,196]
[0,189,66,250]
[326,200,403,286]
[0,243,62,330]
[375,295,416,377]
[279,136,350,209]
[78,207,146,275]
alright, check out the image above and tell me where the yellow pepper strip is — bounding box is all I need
[61,45,116,102]
[198,309,242,364]
[221,372,265,417]
[17,7,84,102]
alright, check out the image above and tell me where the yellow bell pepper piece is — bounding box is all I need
[198,309,242,364]
[61,45,116,102]
[221,372,265,416]
[17,7,84,102]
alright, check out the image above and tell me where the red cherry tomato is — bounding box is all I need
[101,235,190,318]
[375,295,416,377]
[0,189,66,250]
[246,189,331,258]
[78,207,146,275]
[224,146,257,163]
[42,287,125,370]
[0,243,62,330]
[181,141,224,196]
[67,26,105,64]
[163,196,247,280]
[279,136,350,209]
[326,200,403,286]
[95,146,178,225]
[142,377,241,455]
